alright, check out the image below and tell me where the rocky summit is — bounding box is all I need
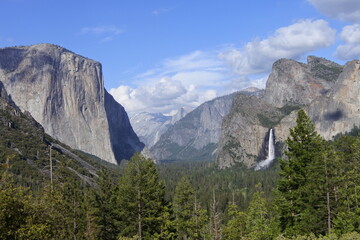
[0,44,143,164]
[216,56,353,169]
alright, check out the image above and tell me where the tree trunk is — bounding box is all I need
[324,153,332,235]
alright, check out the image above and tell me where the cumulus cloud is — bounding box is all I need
[220,19,336,75]
[109,19,337,115]
[307,0,360,23]
[109,51,231,114]
[335,24,360,59]
[110,78,218,115]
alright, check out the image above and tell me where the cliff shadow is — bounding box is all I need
[104,90,144,163]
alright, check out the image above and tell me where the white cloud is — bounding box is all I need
[307,0,360,23]
[109,19,337,115]
[109,51,231,114]
[335,24,360,59]
[110,78,218,115]
[80,25,123,42]
[220,19,336,75]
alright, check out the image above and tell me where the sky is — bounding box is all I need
[1,0,360,115]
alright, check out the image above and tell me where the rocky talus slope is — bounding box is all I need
[0,44,143,164]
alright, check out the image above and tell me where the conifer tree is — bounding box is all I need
[222,197,246,240]
[173,176,196,239]
[276,109,326,236]
[332,136,360,235]
[89,170,118,240]
[246,184,278,240]
[116,153,169,239]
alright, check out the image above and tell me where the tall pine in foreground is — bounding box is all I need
[276,109,327,236]
[332,136,360,235]
[116,153,169,239]
[88,170,118,240]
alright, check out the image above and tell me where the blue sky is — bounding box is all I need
[1,0,360,115]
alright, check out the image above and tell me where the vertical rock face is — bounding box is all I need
[0,44,143,164]
[216,94,286,168]
[264,56,342,107]
[306,60,360,139]
[150,93,236,161]
[0,81,11,104]
[216,56,350,169]
[104,91,144,160]
[130,113,172,148]
[130,107,191,148]
[0,81,18,110]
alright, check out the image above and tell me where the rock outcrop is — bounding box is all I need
[264,56,342,107]
[150,93,236,161]
[216,56,350,169]
[0,44,143,164]
[130,107,191,148]
[306,60,360,139]
[216,94,287,168]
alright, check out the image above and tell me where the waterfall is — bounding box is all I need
[255,129,275,170]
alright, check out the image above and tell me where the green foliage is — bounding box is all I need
[88,170,119,240]
[245,184,279,240]
[331,136,360,235]
[222,201,246,239]
[116,153,170,239]
[277,109,327,236]
[279,105,301,116]
[173,176,196,239]
[173,176,209,239]
[1,101,359,239]
[310,63,343,82]
[257,113,284,128]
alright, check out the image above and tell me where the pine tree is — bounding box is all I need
[86,170,118,240]
[332,136,360,235]
[222,197,246,240]
[116,153,169,239]
[173,176,196,239]
[276,109,326,236]
[246,184,278,240]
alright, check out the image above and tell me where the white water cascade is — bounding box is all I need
[255,129,275,170]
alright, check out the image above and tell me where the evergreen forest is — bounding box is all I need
[0,109,359,239]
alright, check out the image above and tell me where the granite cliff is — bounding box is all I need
[264,56,342,107]
[130,107,191,148]
[0,44,143,164]
[150,93,236,161]
[216,94,287,168]
[216,56,348,169]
